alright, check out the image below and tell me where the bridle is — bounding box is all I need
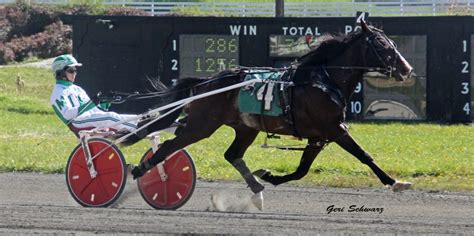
[313,31,398,76]
[364,31,398,77]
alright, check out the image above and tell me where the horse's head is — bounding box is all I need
[361,20,413,81]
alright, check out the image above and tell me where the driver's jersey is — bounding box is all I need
[50,80,137,132]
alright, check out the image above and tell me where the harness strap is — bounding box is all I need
[261,122,350,152]
[281,68,302,139]
[259,81,270,136]
[287,85,302,138]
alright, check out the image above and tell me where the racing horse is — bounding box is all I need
[131,20,413,207]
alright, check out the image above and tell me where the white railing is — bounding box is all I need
[0,0,472,16]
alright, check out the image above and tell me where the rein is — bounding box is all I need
[104,68,290,104]
[324,65,393,74]
[103,78,223,103]
[296,65,394,82]
[299,31,398,76]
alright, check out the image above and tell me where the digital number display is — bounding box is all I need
[179,35,239,77]
[269,35,319,58]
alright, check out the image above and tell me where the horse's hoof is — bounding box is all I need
[253,169,270,178]
[249,177,265,193]
[131,165,144,180]
[391,181,412,192]
[251,191,264,211]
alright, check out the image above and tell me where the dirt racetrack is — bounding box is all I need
[0,172,472,235]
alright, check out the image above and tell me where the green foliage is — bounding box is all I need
[0,66,472,191]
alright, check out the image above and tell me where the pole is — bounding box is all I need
[275,0,284,17]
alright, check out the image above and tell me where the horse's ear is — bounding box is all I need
[360,19,371,33]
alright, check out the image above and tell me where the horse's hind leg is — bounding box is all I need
[224,126,262,193]
[132,114,222,179]
[335,133,411,192]
[254,138,324,186]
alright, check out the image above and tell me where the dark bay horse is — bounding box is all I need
[131,20,413,207]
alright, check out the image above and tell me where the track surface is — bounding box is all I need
[0,172,472,235]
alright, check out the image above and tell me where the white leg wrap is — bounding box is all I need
[251,191,264,211]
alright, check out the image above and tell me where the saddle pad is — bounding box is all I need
[238,70,284,117]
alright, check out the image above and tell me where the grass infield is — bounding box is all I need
[0,66,472,191]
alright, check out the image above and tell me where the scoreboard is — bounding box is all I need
[179,35,239,77]
[63,15,473,123]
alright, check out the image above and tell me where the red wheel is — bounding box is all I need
[66,138,127,207]
[138,149,196,210]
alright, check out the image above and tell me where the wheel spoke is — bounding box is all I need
[97,167,123,176]
[97,177,112,198]
[141,177,162,188]
[78,179,94,195]
[168,155,182,170]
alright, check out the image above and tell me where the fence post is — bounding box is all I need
[400,0,404,16]
[275,0,284,17]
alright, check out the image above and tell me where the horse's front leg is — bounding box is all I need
[224,127,261,192]
[223,126,264,209]
[335,133,411,192]
[254,138,324,186]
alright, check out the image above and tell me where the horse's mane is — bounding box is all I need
[297,30,365,66]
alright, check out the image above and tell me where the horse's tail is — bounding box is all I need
[172,77,209,98]
[144,77,207,133]
[121,77,207,146]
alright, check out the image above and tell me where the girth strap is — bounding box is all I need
[280,69,301,138]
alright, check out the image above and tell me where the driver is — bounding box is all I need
[49,54,143,137]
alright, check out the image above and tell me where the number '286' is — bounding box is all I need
[205,38,238,53]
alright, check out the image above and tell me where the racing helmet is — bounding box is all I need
[51,54,82,75]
